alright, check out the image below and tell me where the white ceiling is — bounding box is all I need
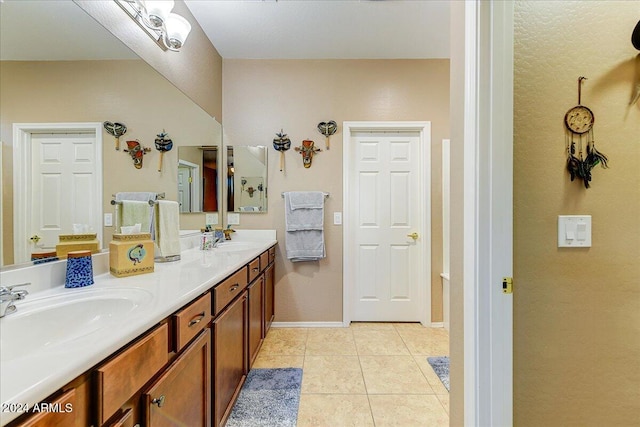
[184,0,450,59]
[0,0,450,61]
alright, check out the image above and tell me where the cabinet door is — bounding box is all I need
[212,291,248,427]
[264,263,275,336]
[248,275,264,367]
[142,330,211,427]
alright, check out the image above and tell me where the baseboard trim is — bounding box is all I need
[431,322,444,328]
[271,321,346,328]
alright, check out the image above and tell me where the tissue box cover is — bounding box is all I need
[109,233,154,277]
[56,234,100,259]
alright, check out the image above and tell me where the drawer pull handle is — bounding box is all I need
[188,312,206,327]
[151,395,166,407]
[252,267,260,272]
[229,284,239,292]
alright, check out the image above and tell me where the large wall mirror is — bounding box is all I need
[226,146,268,213]
[177,146,219,213]
[0,1,220,267]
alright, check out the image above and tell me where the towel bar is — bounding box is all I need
[110,192,165,205]
[111,199,157,206]
[281,192,329,198]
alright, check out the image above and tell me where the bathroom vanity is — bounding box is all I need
[0,233,276,427]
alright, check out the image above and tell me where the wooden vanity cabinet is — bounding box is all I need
[212,290,248,427]
[247,274,265,367]
[264,262,275,336]
[8,387,81,427]
[142,329,211,427]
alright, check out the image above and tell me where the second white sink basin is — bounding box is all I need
[0,287,152,361]
[214,242,253,252]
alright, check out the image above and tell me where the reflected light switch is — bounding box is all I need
[558,215,591,248]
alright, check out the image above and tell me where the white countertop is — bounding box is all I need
[0,233,276,425]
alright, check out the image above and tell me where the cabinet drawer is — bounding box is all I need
[259,251,269,272]
[213,267,248,315]
[14,389,76,426]
[95,323,169,425]
[248,258,261,283]
[269,247,275,264]
[173,293,211,352]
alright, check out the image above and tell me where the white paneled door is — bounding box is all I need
[344,122,430,323]
[30,133,99,250]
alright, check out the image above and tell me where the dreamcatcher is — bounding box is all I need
[564,77,608,189]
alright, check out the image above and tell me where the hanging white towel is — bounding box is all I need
[120,201,151,233]
[115,192,156,236]
[284,191,324,231]
[284,192,326,262]
[155,200,181,259]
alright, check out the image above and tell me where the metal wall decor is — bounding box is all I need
[317,121,337,150]
[154,130,173,172]
[295,139,321,168]
[273,129,292,172]
[124,140,151,169]
[564,77,608,188]
[103,121,127,150]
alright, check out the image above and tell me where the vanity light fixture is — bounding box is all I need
[115,0,191,52]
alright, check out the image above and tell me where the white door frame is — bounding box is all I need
[342,121,431,327]
[13,122,103,263]
[462,1,514,425]
[178,159,201,212]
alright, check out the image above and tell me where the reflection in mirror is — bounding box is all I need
[0,1,220,268]
[227,146,268,213]
[177,146,219,213]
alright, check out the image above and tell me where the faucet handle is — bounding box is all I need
[3,282,31,292]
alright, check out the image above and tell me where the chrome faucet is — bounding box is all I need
[0,283,30,318]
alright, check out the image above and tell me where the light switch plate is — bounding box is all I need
[104,213,113,227]
[333,212,342,225]
[227,213,240,225]
[558,215,591,247]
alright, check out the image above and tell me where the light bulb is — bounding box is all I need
[165,13,191,49]
[144,0,174,28]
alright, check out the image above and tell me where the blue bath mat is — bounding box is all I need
[226,368,303,427]
[427,356,450,392]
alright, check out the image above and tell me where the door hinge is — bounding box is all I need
[502,277,513,294]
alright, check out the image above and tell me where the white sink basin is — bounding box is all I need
[0,288,152,361]
[214,242,253,252]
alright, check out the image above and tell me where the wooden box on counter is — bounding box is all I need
[56,234,100,259]
[109,233,154,277]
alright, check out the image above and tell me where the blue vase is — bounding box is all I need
[65,250,94,288]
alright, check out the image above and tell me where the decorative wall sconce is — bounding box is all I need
[115,0,192,51]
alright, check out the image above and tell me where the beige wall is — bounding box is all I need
[1,60,220,265]
[223,59,450,323]
[514,1,640,425]
[448,2,466,424]
[75,0,222,121]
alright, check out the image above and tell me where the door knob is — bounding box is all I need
[30,235,41,244]
[407,232,419,240]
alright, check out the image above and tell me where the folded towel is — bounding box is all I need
[115,192,157,237]
[284,191,326,262]
[155,200,181,258]
[287,191,325,210]
[286,230,325,262]
[284,192,324,231]
[120,201,151,233]
[115,192,156,202]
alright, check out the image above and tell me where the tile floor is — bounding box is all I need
[252,323,450,427]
